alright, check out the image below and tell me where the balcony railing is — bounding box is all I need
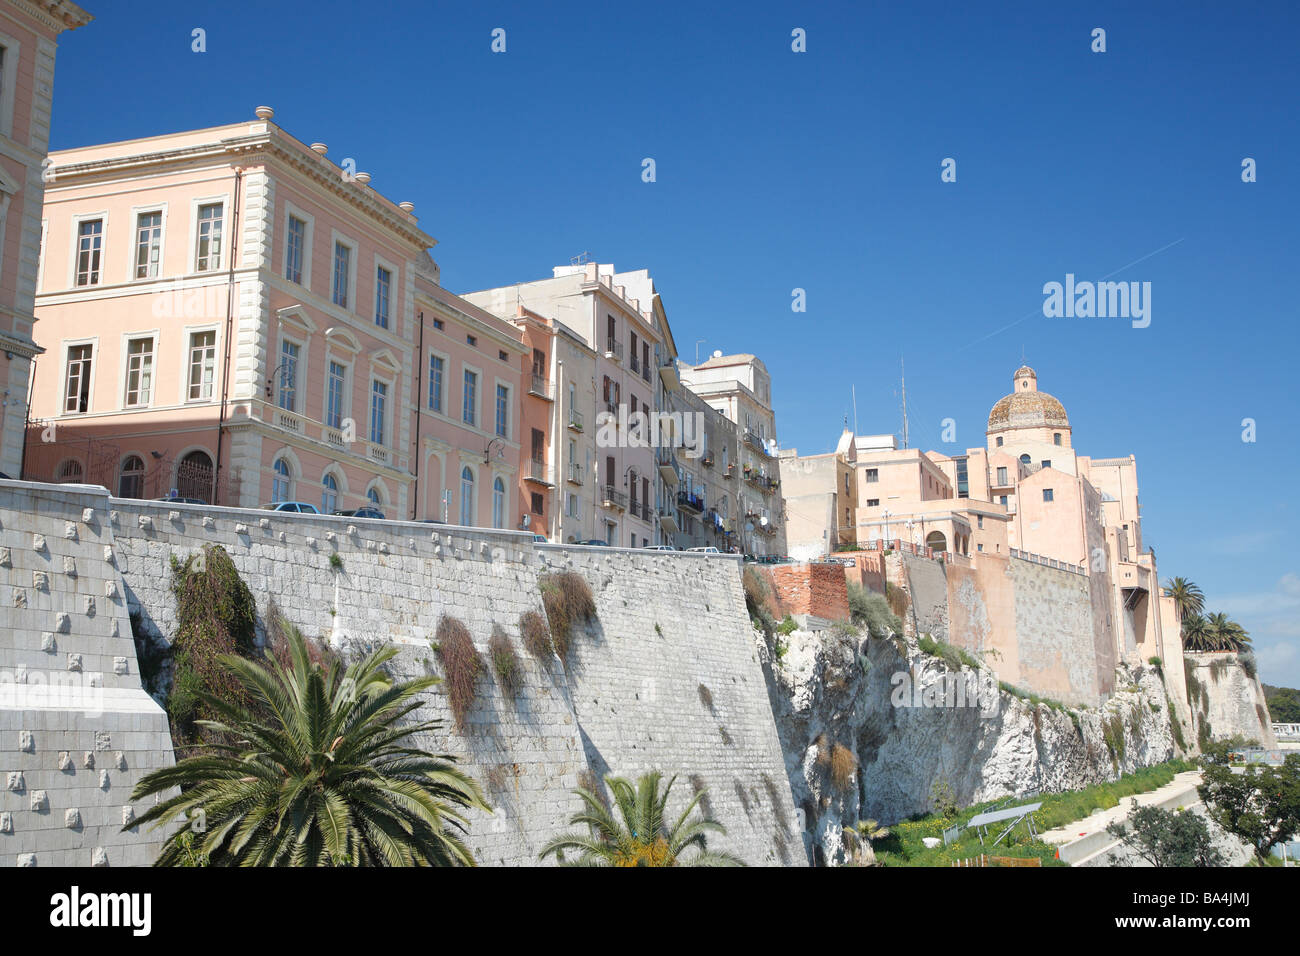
[641,363,651,384]
[656,449,679,484]
[568,462,584,485]
[528,374,554,400]
[744,428,775,457]
[525,459,552,485]
[677,490,705,514]
[276,409,302,433]
[568,408,584,431]
[601,485,627,511]
[630,352,641,374]
[604,339,623,362]
[367,442,389,465]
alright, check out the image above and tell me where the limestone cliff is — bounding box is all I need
[757,624,1178,865]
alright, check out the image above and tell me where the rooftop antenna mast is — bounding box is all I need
[900,357,909,450]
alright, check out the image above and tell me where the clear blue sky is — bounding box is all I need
[50,1,1299,686]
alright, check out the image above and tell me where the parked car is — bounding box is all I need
[532,534,548,543]
[578,539,609,547]
[332,507,385,520]
[154,494,207,505]
[646,544,677,552]
[418,518,445,525]
[261,501,320,514]
[687,546,720,554]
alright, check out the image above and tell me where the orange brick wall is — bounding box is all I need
[758,563,851,623]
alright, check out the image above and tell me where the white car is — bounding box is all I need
[687,546,720,554]
[646,544,677,552]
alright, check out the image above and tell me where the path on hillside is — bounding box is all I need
[1041,771,1203,864]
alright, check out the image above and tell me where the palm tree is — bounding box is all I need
[1164,577,1205,624]
[127,628,488,865]
[1206,612,1250,652]
[540,771,742,866]
[1182,614,1215,652]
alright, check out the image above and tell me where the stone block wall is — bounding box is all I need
[757,563,850,624]
[105,495,801,866]
[0,479,175,867]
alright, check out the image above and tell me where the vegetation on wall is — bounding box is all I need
[488,625,521,696]
[166,545,259,752]
[847,582,903,639]
[540,771,742,866]
[127,627,487,866]
[435,615,483,730]
[538,571,596,664]
[519,609,553,660]
[742,565,776,637]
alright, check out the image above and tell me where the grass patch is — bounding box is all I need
[1102,713,1126,766]
[875,758,1196,867]
[918,634,980,671]
[998,681,1073,715]
[435,615,482,730]
[743,565,776,636]
[830,744,857,791]
[488,625,522,696]
[328,552,343,571]
[847,582,903,639]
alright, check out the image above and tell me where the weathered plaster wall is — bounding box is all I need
[1010,558,1101,708]
[108,496,801,866]
[0,480,175,868]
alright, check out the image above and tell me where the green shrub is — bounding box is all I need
[1147,656,1162,668]
[489,625,522,696]
[918,634,979,671]
[848,583,904,639]
[743,566,776,636]
[777,615,797,636]
[435,615,482,730]
[328,552,343,571]
[1102,713,1127,765]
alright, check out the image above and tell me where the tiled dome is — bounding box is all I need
[988,367,1070,429]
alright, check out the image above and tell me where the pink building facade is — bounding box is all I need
[25,111,528,529]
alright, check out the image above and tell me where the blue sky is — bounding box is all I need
[50,2,1299,685]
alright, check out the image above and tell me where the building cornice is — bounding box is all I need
[6,0,93,34]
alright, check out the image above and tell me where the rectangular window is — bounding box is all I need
[1041,460,1051,470]
[866,498,880,507]
[864,468,878,483]
[999,495,1009,506]
[332,241,350,308]
[531,492,544,515]
[370,380,387,445]
[531,428,545,463]
[977,515,984,529]
[495,384,509,437]
[375,265,391,328]
[463,369,477,426]
[195,203,224,271]
[285,215,305,283]
[187,331,216,400]
[124,337,154,407]
[1053,433,1062,446]
[532,348,546,377]
[75,219,102,286]
[64,344,93,413]
[278,340,299,412]
[1043,488,1054,502]
[428,354,443,412]
[326,360,346,428]
[996,466,1008,485]
[433,318,444,331]
[134,211,162,279]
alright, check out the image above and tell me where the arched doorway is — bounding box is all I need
[925,530,947,553]
[176,450,215,502]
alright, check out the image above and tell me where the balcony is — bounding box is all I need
[528,374,554,401]
[275,409,303,433]
[641,362,651,385]
[744,428,775,457]
[567,462,584,485]
[568,408,584,432]
[656,449,679,484]
[677,489,705,515]
[639,501,654,522]
[630,352,641,375]
[366,442,389,465]
[658,357,679,391]
[604,339,624,363]
[722,462,736,480]
[743,466,779,492]
[658,508,680,534]
[700,454,715,469]
[525,459,553,486]
[601,485,627,511]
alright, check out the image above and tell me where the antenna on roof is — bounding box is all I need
[900,357,909,450]
[570,251,592,267]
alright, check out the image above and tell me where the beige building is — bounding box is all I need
[0,0,91,477]
[680,352,786,556]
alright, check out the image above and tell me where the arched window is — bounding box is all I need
[57,459,84,484]
[1019,454,1031,466]
[321,473,339,514]
[459,467,475,526]
[492,477,505,529]
[118,456,145,498]
[367,486,382,507]
[272,458,292,502]
[1053,433,1062,446]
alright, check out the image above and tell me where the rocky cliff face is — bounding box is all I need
[757,624,1178,865]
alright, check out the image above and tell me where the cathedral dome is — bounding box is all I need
[987,366,1070,430]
